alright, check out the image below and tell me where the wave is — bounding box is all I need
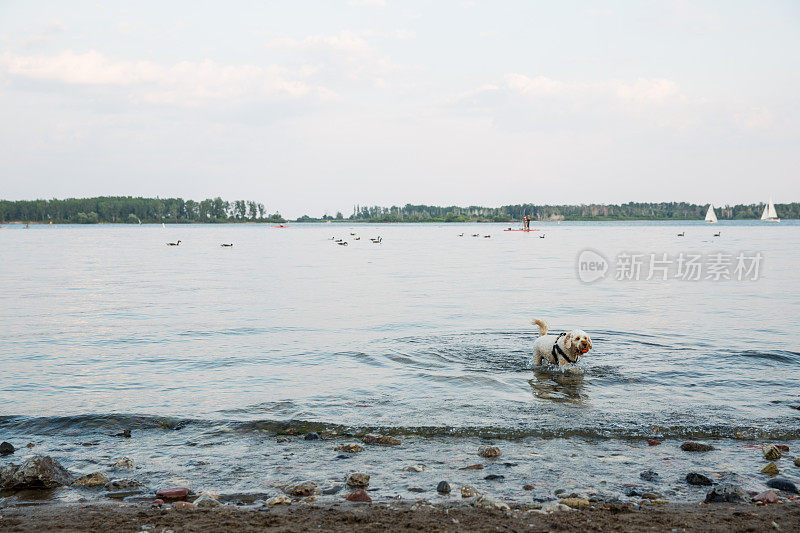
[2,414,798,441]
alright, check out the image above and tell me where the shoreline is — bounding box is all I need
[1,500,799,532]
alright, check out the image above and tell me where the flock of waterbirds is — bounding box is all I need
[677,231,721,237]
[330,233,382,246]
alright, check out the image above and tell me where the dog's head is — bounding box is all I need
[565,330,592,359]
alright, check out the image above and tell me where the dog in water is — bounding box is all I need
[531,319,592,366]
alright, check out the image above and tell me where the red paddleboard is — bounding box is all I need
[271,225,289,228]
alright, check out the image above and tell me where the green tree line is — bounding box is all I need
[0,197,285,224]
[344,202,800,222]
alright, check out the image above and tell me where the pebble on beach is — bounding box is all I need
[345,489,372,502]
[559,497,590,508]
[304,432,320,441]
[484,474,504,481]
[346,473,370,488]
[477,445,501,458]
[704,483,747,503]
[753,490,780,504]
[111,457,135,470]
[172,501,196,510]
[436,481,451,494]
[472,495,510,511]
[681,441,714,452]
[155,486,189,502]
[72,472,110,487]
[335,443,365,453]
[286,482,320,497]
[194,492,221,508]
[760,462,779,475]
[646,439,662,446]
[762,444,782,461]
[794,457,800,467]
[523,484,535,490]
[266,494,292,506]
[0,442,14,455]
[459,464,484,470]
[361,433,401,446]
[402,465,425,472]
[685,473,713,486]
[639,469,659,482]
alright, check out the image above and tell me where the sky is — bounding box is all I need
[0,1,798,218]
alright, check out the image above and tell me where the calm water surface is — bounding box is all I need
[1,221,799,502]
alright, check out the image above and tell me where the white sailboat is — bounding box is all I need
[704,204,718,223]
[760,197,780,222]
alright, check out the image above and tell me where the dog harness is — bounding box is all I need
[551,332,575,364]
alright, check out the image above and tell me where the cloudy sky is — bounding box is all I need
[1,1,798,217]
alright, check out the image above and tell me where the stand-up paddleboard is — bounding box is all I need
[503,228,540,232]
[271,225,289,228]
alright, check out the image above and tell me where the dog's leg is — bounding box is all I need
[533,353,543,366]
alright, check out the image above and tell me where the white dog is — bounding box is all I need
[531,319,592,366]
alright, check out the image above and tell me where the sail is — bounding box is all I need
[705,204,718,223]
[767,197,778,219]
[761,205,770,220]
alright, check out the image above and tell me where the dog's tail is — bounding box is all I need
[531,318,548,337]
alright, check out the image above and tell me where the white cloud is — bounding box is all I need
[0,50,337,106]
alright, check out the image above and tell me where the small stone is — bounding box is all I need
[150,499,164,506]
[436,481,451,494]
[646,439,661,446]
[473,495,510,511]
[0,442,14,456]
[25,443,35,448]
[286,482,320,497]
[705,483,747,503]
[775,444,789,452]
[322,485,342,495]
[304,432,320,441]
[763,444,782,461]
[345,489,372,502]
[194,492,221,508]
[761,462,779,475]
[477,445,501,458]
[794,457,800,467]
[104,479,144,491]
[335,444,364,453]
[408,487,425,493]
[461,485,479,498]
[362,433,401,446]
[765,478,798,493]
[559,497,590,508]
[304,496,318,502]
[639,470,659,482]
[346,473,370,488]
[685,473,713,486]
[484,474,504,481]
[753,490,780,504]
[533,501,573,514]
[73,472,110,487]
[111,457,135,470]
[459,464,484,470]
[402,465,425,472]
[681,441,714,452]
[172,501,196,510]
[114,429,132,438]
[523,484,535,491]
[266,494,292,506]
[156,487,189,502]
[276,437,290,443]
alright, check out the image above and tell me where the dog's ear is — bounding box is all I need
[586,337,592,350]
[564,332,574,349]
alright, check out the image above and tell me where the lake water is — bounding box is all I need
[1,221,799,503]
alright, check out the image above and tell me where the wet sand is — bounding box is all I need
[1,501,799,532]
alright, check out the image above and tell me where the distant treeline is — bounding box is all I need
[341,202,800,222]
[0,197,285,224]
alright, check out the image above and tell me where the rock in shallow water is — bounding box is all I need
[760,462,779,475]
[752,490,779,504]
[346,473,370,488]
[461,485,479,498]
[0,442,14,455]
[765,478,798,493]
[685,473,712,486]
[304,432,320,441]
[286,482,320,497]
[266,494,292,506]
[640,470,659,482]
[472,495,510,511]
[795,457,800,467]
[681,441,714,452]
[646,439,661,446]
[762,444,782,461]
[484,474,504,481]
[459,464,484,470]
[436,481,451,494]
[72,472,110,487]
[362,433,401,446]
[335,443,364,453]
[111,457,134,470]
[104,479,143,491]
[345,489,371,502]
[0,455,73,490]
[477,446,501,458]
[704,483,747,503]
